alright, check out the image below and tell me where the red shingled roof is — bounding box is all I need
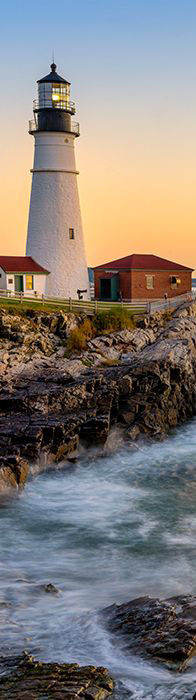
[0,256,49,274]
[94,254,193,272]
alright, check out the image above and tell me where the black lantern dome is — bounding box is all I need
[38,63,71,85]
[29,63,79,136]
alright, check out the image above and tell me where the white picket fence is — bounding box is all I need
[0,289,195,316]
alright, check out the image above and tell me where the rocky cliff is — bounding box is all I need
[0,304,196,473]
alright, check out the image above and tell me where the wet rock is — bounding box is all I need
[0,456,29,493]
[0,652,114,699]
[103,594,196,671]
[41,583,59,594]
[126,425,140,440]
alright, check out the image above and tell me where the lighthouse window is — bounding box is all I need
[69,228,75,240]
[52,83,70,110]
[26,275,34,290]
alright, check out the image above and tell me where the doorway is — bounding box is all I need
[100,274,119,301]
[15,275,24,293]
[100,278,111,299]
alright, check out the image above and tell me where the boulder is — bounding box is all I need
[103,594,196,671]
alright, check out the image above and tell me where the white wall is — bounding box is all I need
[6,274,15,293]
[26,131,90,299]
[32,132,77,173]
[0,267,6,289]
[4,273,47,296]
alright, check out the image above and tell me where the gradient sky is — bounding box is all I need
[0,0,196,270]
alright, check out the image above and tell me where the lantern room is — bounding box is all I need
[29,63,80,136]
[37,62,75,113]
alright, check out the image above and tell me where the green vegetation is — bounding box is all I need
[67,309,135,354]
[0,298,71,314]
[92,308,135,333]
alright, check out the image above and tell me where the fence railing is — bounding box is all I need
[28,119,80,136]
[0,289,195,315]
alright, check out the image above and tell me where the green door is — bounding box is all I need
[15,275,23,292]
[111,274,119,301]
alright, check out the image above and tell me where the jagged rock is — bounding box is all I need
[0,652,114,699]
[0,456,29,493]
[103,594,196,671]
[118,375,132,395]
[1,306,196,463]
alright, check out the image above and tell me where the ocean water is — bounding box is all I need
[1,422,196,698]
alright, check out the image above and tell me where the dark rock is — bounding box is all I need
[0,652,114,699]
[103,594,196,671]
[41,583,59,594]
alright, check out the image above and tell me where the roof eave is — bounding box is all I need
[4,270,50,275]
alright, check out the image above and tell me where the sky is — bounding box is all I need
[0,0,196,270]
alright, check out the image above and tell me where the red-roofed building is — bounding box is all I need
[94,254,193,301]
[0,256,50,296]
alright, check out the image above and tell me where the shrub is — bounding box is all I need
[66,318,93,353]
[92,308,135,334]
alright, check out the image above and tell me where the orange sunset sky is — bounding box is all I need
[0,0,196,272]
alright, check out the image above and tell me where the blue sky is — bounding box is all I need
[0,0,196,267]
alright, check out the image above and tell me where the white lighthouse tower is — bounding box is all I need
[26,62,90,299]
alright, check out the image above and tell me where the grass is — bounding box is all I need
[0,299,72,314]
[92,308,135,333]
[0,297,146,316]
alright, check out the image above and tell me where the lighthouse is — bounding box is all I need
[26,63,90,299]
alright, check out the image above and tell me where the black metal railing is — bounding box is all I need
[29,118,80,136]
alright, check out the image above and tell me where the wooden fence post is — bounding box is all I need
[20,292,23,304]
[94,299,98,313]
[42,294,44,307]
[69,297,72,311]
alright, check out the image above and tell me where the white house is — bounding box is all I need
[0,256,49,296]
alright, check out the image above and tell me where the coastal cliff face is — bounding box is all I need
[0,304,196,470]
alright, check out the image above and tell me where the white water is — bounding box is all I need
[1,421,196,697]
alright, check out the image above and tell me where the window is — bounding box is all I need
[52,83,70,110]
[69,228,75,240]
[26,275,33,290]
[146,275,154,290]
[170,276,181,288]
[8,278,13,284]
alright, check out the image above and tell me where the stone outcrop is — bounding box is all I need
[103,594,196,671]
[0,456,29,493]
[0,652,114,699]
[0,304,196,463]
